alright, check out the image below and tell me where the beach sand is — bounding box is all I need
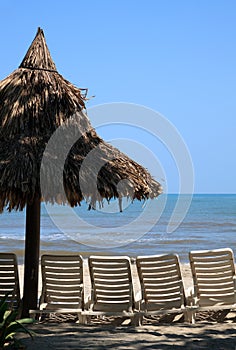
[18,322,236,350]
[17,262,236,349]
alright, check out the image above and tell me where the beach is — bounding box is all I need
[2,196,236,349]
[2,195,236,264]
[17,262,236,349]
[1,195,235,349]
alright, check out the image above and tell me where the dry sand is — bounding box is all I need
[18,322,236,350]
[17,262,236,350]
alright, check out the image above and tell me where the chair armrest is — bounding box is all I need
[185,287,198,306]
[39,291,45,307]
[134,290,142,303]
[39,302,47,310]
[185,287,193,298]
[84,294,93,310]
[134,291,142,311]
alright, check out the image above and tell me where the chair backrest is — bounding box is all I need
[189,248,236,307]
[41,254,84,310]
[136,254,185,311]
[0,253,20,309]
[88,256,134,312]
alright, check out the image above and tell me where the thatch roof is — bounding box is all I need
[0,28,162,212]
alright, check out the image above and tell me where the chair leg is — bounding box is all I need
[29,311,36,320]
[183,310,189,323]
[78,313,88,324]
[191,310,196,324]
[135,314,143,326]
[87,315,91,324]
[29,310,43,321]
[131,314,140,326]
[185,309,196,324]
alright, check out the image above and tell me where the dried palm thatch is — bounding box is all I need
[0,27,162,213]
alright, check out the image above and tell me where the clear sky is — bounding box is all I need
[0,0,235,193]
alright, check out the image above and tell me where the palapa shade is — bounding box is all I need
[0,28,162,315]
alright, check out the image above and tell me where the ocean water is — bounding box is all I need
[0,194,235,264]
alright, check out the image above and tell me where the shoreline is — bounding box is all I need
[1,194,236,266]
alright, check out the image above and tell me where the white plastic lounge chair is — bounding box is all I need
[0,253,21,309]
[189,248,236,323]
[136,254,189,324]
[30,254,84,321]
[82,256,138,325]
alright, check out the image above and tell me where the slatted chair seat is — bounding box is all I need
[0,253,21,310]
[30,254,85,322]
[136,254,189,324]
[82,256,138,324]
[189,248,236,323]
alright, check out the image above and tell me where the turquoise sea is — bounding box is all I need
[0,194,235,264]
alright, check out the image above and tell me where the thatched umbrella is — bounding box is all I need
[0,28,162,316]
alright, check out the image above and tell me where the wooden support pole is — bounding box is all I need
[22,197,41,317]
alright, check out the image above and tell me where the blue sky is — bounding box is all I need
[0,0,235,193]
